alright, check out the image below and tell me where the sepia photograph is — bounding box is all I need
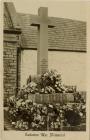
[3,0,87,134]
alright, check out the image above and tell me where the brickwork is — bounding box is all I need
[3,2,21,105]
[3,41,17,104]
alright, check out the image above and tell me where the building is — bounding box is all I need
[3,2,86,105]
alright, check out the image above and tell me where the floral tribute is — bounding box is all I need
[7,70,86,131]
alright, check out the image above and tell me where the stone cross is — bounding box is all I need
[31,7,54,75]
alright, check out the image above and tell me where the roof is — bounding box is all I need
[4,2,20,29]
[4,2,86,52]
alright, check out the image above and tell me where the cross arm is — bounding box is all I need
[48,19,55,28]
[30,16,41,27]
[30,16,55,28]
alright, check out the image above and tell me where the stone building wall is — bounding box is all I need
[3,32,21,105]
[3,2,21,105]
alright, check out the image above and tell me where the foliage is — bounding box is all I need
[7,70,86,130]
[7,96,86,130]
[21,69,68,96]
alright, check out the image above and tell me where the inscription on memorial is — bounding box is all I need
[40,58,48,74]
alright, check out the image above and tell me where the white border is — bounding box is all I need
[0,0,90,140]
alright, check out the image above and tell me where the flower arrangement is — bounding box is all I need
[7,70,86,130]
[38,70,65,93]
[7,100,86,130]
[26,69,68,94]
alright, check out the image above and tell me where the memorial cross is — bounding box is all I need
[31,7,54,75]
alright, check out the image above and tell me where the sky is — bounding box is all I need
[12,0,87,21]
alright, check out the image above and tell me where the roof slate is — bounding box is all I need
[18,13,86,52]
[4,2,86,52]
